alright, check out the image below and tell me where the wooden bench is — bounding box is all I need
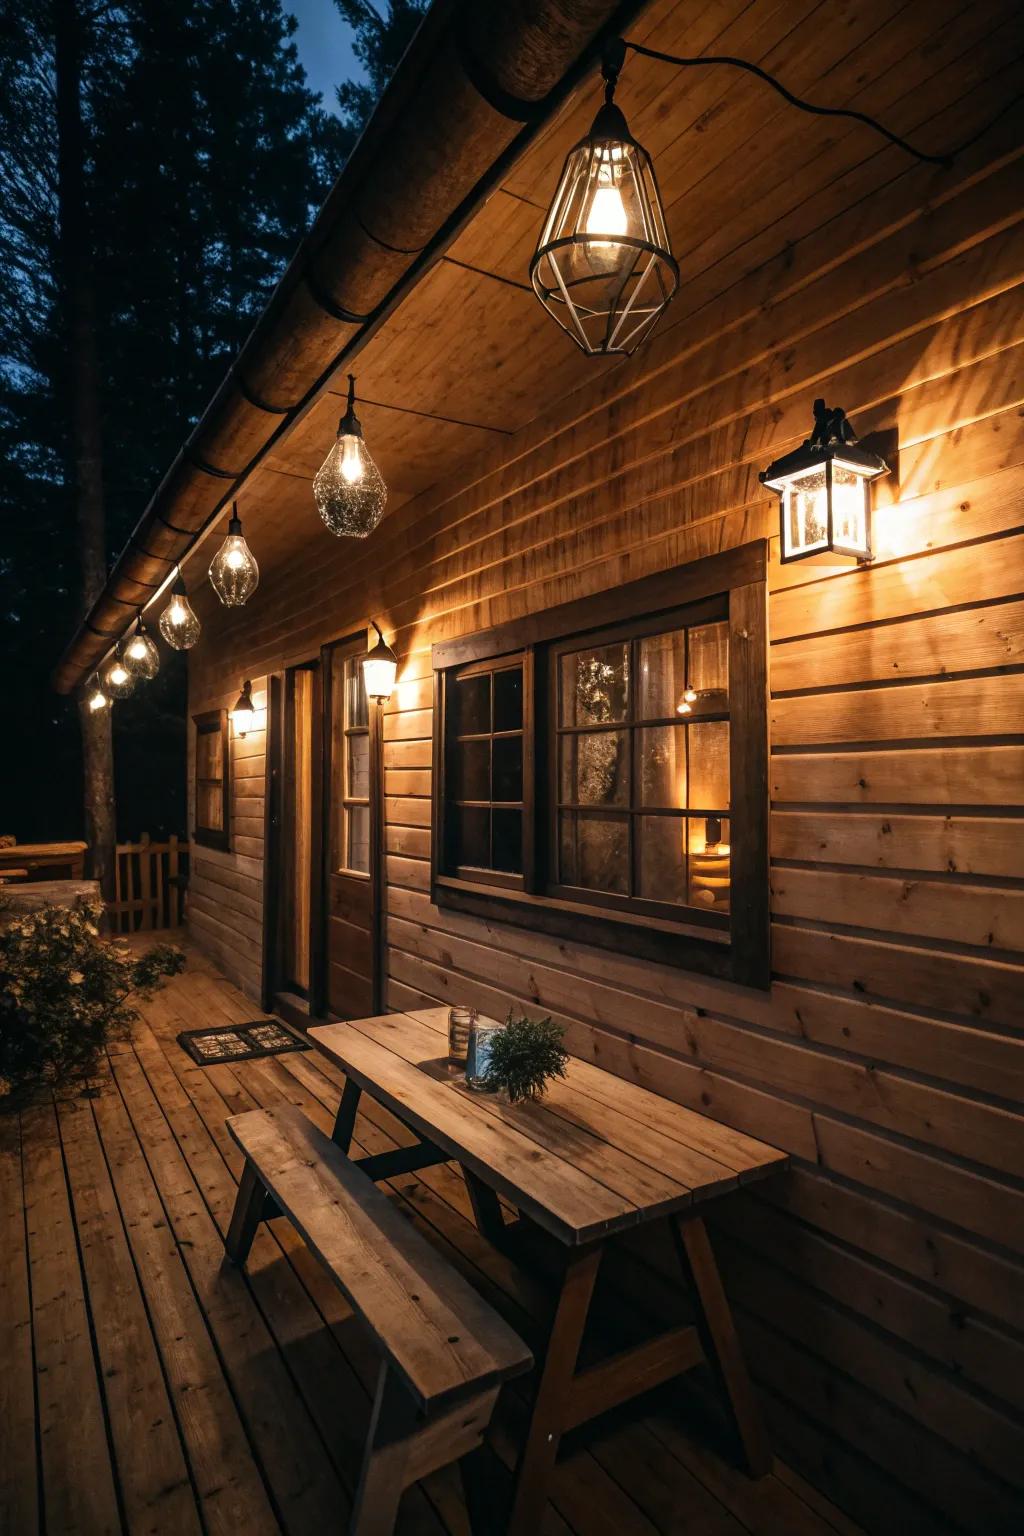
[224,1105,532,1534]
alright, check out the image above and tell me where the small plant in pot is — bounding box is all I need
[482,1008,569,1104]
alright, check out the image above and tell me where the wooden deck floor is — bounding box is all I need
[0,945,862,1536]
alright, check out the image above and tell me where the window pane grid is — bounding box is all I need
[449,659,525,876]
[556,621,729,912]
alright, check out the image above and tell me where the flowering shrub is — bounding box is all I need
[0,900,184,1096]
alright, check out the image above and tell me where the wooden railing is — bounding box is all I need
[109,835,190,933]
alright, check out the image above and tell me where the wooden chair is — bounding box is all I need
[224,1104,532,1534]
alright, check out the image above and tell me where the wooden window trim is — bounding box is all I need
[431,541,769,990]
[192,708,230,852]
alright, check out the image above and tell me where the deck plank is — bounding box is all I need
[21,1100,121,1536]
[54,1092,202,1536]
[0,1114,38,1536]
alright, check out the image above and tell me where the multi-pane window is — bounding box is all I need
[193,709,230,851]
[553,607,730,919]
[444,655,526,882]
[330,651,370,875]
[431,545,768,986]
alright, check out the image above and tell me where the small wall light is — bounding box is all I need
[362,621,398,705]
[230,680,255,738]
[124,612,160,679]
[761,399,889,564]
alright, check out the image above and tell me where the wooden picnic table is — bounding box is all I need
[310,1006,788,1534]
[0,840,87,880]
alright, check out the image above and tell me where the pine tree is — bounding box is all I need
[332,0,427,138]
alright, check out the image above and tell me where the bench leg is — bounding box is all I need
[225,1161,268,1266]
[674,1215,771,1477]
[332,1077,361,1151]
[350,1362,419,1536]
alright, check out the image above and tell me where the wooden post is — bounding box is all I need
[349,1363,419,1536]
[139,832,152,931]
[168,834,180,927]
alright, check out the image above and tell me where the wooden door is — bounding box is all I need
[323,636,381,1017]
[280,662,321,999]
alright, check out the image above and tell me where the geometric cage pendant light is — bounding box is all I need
[313,375,388,538]
[531,41,678,357]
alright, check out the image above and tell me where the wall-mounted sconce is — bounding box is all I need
[760,399,889,564]
[230,679,255,737]
[362,621,398,705]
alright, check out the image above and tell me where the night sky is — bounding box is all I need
[286,0,364,114]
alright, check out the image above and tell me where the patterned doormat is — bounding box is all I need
[176,1021,311,1065]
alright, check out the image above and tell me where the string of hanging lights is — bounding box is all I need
[123,612,160,680]
[86,675,110,712]
[102,646,135,700]
[532,36,1016,356]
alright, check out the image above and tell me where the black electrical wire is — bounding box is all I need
[620,39,1023,168]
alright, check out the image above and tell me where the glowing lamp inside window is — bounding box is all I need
[362,621,397,704]
[230,680,255,738]
[760,400,888,564]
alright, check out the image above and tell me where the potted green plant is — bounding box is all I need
[482,1008,569,1104]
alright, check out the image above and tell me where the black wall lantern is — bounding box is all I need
[761,400,889,564]
[230,679,256,738]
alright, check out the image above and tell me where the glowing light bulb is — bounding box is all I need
[340,435,364,485]
[209,508,259,607]
[86,676,109,712]
[586,182,628,239]
[103,650,135,700]
[313,376,387,537]
[676,700,692,716]
[123,616,159,680]
[159,577,201,650]
[230,681,255,737]
[362,621,398,703]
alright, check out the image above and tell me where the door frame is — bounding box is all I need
[320,631,385,1018]
[262,660,325,1013]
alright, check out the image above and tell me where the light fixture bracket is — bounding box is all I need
[338,374,364,439]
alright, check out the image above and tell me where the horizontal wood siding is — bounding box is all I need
[185,679,267,1000]
[188,134,1024,1532]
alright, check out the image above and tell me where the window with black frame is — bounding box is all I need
[431,544,768,987]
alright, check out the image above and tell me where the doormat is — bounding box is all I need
[176,1021,311,1065]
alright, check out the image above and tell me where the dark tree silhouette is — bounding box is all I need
[332,0,427,136]
[0,0,399,850]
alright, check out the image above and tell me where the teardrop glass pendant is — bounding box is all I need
[124,614,160,679]
[209,504,259,606]
[159,572,201,650]
[103,647,135,699]
[313,376,387,538]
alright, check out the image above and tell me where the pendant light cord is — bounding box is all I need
[620,39,1022,167]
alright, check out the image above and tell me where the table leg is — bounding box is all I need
[462,1167,506,1245]
[674,1215,772,1477]
[507,1243,602,1536]
[331,1077,361,1151]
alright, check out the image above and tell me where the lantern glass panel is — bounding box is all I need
[831,458,872,558]
[780,463,830,561]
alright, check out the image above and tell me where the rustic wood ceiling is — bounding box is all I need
[186,0,1023,591]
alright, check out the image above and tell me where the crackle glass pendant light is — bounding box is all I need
[313,375,387,538]
[761,399,889,564]
[123,612,160,679]
[159,570,201,650]
[102,647,135,700]
[531,41,677,356]
[85,674,110,712]
[209,503,259,606]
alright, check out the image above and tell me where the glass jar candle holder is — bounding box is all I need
[466,1017,501,1092]
[447,1005,476,1065]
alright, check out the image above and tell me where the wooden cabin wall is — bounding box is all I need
[187,129,1024,1534]
[185,680,267,996]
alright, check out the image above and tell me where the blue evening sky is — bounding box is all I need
[286,0,365,115]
